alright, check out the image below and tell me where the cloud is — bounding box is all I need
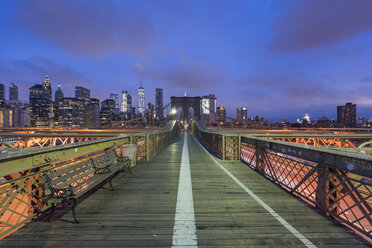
[13,0,155,58]
[0,57,90,100]
[0,57,88,86]
[271,0,372,52]
[132,61,227,91]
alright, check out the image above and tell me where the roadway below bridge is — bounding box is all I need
[0,131,368,247]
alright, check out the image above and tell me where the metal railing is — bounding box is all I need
[0,121,180,239]
[192,120,372,240]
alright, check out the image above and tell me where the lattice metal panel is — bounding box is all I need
[0,149,118,240]
[149,134,155,156]
[240,144,257,169]
[263,151,318,202]
[271,137,358,148]
[132,135,146,161]
[225,135,239,160]
[0,169,44,239]
[240,141,372,238]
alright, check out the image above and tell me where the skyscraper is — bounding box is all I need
[85,98,100,128]
[75,86,90,104]
[55,85,64,105]
[100,99,116,126]
[216,106,226,122]
[337,102,356,127]
[58,97,84,127]
[127,94,132,119]
[237,107,247,122]
[137,83,145,116]
[201,94,217,124]
[53,85,63,126]
[9,83,18,101]
[121,90,128,113]
[0,84,4,101]
[42,75,53,125]
[155,88,163,119]
[29,84,47,126]
[42,75,52,102]
[110,93,119,110]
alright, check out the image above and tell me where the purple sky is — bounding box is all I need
[1,0,372,121]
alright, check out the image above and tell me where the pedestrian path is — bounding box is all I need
[0,132,368,247]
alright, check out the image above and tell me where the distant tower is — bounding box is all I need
[42,75,53,126]
[55,85,64,105]
[9,83,18,101]
[337,102,356,127]
[155,88,163,119]
[127,94,132,119]
[75,86,90,104]
[42,75,52,102]
[110,93,119,110]
[121,90,131,119]
[0,83,5,101]
[137,83,145,115]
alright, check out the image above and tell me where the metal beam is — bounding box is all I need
[241,135,372,178]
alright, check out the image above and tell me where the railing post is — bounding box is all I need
[238,135,241,160]
[316,166,340,217]
[256,147,265,174]
[316,165,328,212]
[222,135,226,160]
[146,134,150,161]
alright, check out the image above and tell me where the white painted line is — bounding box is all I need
[172,132,198,247]
[192,135,317,248]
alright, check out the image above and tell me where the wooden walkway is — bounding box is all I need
[0,132,369,247]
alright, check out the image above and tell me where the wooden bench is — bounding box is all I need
[42,149,131,223]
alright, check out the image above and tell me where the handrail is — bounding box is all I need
[192,121,372,240]
[0,121,180,240]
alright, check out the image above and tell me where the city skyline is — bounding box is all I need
[1,1,372,121]
[0,78,369,124]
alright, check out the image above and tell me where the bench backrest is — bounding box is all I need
[43,150,119,196]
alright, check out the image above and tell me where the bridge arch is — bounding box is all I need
[170,97,201,123]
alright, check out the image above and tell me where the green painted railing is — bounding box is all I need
[0,121,180,239]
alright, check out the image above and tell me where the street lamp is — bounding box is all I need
[171,108,177,115]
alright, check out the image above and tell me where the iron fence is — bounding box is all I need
[0,121,180,240]
[193,121,372,240]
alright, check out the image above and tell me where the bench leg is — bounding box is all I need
[109,179,114,191]
[71,198,79,224]
[127,165,133,175]
[48,203,56,222]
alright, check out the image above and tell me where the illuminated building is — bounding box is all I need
[121,90,131,119]
[53,85,64,125]
[9,83,18,101]
[85,98,100,128]
[302,114,310,123]
[58,97,84,127]
[201,94,217,125]
[75,86,90,126]
[110,93,119,110]
[337,102,356,127]
[155,88,163,119]
[55,85,64,105]
[237,107,247,122]
[137,83,145,116]
[127,94,132,119]
[75,86,90,104]
[216,106,226,122]
[100,99,116,126]
[0,84,4,101]
[121,91,132,119]
[29,76,52,127]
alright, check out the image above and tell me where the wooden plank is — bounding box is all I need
[0,134,368,247]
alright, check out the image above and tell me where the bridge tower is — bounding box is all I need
[170,96,201,125]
